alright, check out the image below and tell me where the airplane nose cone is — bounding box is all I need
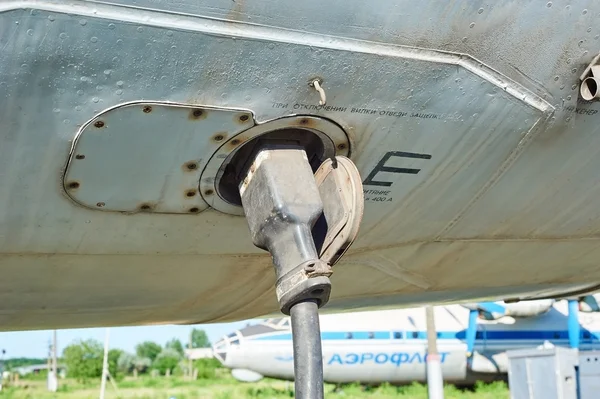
[212,338,228,364]
[215,320,289,368]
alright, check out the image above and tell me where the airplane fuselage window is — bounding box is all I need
[393,332,403,339]
[368,332,374,339]
[346,332,353,339]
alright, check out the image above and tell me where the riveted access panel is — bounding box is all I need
[63,102,253,214]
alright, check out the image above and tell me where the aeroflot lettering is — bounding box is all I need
[327,352,449,366]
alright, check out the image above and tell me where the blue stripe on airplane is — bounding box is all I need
[254,331,392,340]
[251,330,600,341]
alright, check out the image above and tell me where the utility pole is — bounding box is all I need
[0,348,6,391]
[425,306,444,399]
[47,339,51,371]
[52,330,57,378]
[99,329,110,399]
[47,331,58,392]
[188,330,193,380]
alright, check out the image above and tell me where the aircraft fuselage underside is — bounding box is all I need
[1,0,600,330]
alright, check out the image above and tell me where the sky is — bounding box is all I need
[0,320,253,359]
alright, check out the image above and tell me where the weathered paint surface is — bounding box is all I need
[64,102,255,214]
[1,0,600,329]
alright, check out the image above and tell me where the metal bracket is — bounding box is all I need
[313,156,365,267]
[579,52,600,101]
[309,78,327,105]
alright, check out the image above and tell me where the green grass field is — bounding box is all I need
[0,375,509,399]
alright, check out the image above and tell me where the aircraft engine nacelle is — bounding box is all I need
[498,299,555,318]
[464,299,555,357]
[462,299,554,320]
[579,294,600,313]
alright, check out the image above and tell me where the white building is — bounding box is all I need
[185,348,213,360]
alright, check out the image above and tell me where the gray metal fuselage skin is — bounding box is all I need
[1,0,600,330]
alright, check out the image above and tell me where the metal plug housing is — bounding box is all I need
[239,145,332,314]
[238,141,364,399]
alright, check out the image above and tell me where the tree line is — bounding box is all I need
[2,358,47,370]
[61,328,212,380]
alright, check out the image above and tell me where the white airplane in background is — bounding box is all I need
[213,296,600,384]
